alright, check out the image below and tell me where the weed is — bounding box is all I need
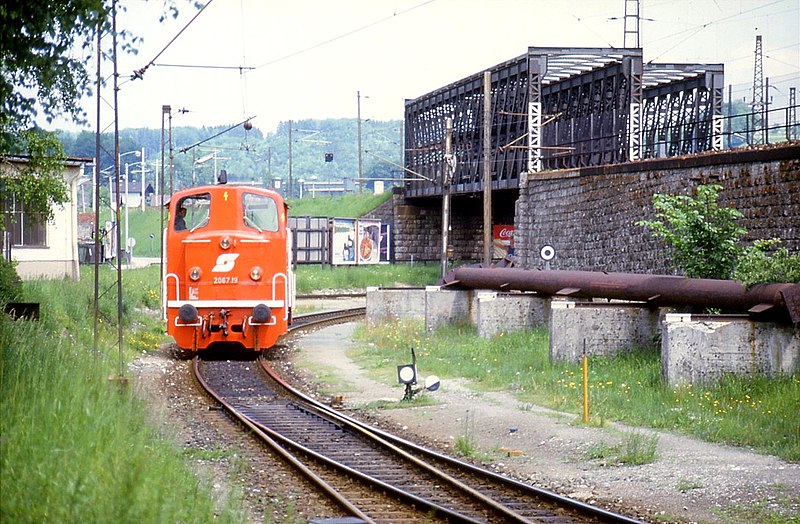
[583,431,659,466]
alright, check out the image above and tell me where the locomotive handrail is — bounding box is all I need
[272,272,290,321]
[165,272,181,302]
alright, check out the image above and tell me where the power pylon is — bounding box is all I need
[751,35,765,144]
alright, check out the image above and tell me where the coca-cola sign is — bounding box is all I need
[492,225,514,240]
[492,225,514,258]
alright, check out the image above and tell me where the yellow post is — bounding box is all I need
[582,353,589,424]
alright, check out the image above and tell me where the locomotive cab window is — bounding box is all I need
[242,193,279,232]
[175,193,211,232]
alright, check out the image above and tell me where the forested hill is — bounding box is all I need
[59,118,403,194]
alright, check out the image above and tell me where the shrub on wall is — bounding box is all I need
[637,184,746,279]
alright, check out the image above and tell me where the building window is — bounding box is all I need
[2,197,47,247]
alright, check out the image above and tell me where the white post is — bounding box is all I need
[140,147,146,211]
[108,175,114,222]
[124,164,129,263]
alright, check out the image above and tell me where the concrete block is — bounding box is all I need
[549,302,660,362]
[663,316,800,386]
[476,292,548,338]
[424,287,472,332]
[366,287,426,326]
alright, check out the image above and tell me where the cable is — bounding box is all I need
[253,0,438,70]
[131,0,215,81]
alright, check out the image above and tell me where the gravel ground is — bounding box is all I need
[130,302,799,524]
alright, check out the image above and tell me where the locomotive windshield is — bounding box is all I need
[175,193,211,232]
[242,193,279,232]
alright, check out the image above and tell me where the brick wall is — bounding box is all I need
[382,145,800,271]
[515,147,800,273]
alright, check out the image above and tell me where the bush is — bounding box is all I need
[638,184,746,279]
[734,239,800,285]
[0,258,23,303]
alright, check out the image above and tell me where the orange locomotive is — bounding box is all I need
[164,181,293,352]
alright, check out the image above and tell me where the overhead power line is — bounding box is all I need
[131,0,215,80]
[253,0,438,70]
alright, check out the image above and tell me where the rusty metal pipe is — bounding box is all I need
[445,267,800,324]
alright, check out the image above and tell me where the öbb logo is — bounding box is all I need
[212,253,240,273]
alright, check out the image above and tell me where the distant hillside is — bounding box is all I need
[58,118,403,197]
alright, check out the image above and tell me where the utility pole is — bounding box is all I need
[441,117,454,279]
[788,87,797,142]
[357,91,363,193]
[482,71,493,266]
[288,120,293,198]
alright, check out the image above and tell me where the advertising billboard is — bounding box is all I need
[492,225,514,259]
[331,218,357,265]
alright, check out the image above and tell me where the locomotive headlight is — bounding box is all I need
[189,266,202,281]
[220,236,232,249]
[250,266,263,281]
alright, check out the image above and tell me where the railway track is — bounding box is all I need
[192,309,645,523]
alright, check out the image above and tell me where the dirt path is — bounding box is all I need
[291,322,800,524]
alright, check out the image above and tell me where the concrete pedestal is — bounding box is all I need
[662,314,800,386]
[549,301,660,362]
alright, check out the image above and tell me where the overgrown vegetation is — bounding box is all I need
[353,320,800,462]
[637,184,746,279]
[638,184,799,283]
[734,238,800,286]
[1,265,247,523]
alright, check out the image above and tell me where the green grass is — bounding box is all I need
[352,320,800,462]
[583,431,659,466]
[295,263,440,293]
[287,192,392,218]
[1,274,245,522]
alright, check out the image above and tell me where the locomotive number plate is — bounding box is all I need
[213,276,239,284]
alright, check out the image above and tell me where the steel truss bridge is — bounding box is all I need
[404,47,724,198]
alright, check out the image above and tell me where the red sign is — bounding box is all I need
[492,225,514,258]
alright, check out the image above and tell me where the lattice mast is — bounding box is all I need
[751,35,765,143]
[624,0,641,48]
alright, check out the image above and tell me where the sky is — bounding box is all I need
[49,0,800,136]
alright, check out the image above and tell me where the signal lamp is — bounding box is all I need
[189,267,202,281]
[220,236,232,249]
[250,266,263,281]
[397,364,417,385]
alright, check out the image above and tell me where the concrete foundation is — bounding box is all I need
[475,292,549,338]
[365,287,427,326]
[662,314,800,386]
[424,286,472,331]
[549,302,661,362]
[366,288,799,387]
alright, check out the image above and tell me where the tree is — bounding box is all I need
[1,130,68,222]
[637,184,746,279]
[0,1,107,152]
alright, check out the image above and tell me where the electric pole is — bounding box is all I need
[752,35,765,144]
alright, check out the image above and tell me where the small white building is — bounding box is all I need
[1,156,88,280]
